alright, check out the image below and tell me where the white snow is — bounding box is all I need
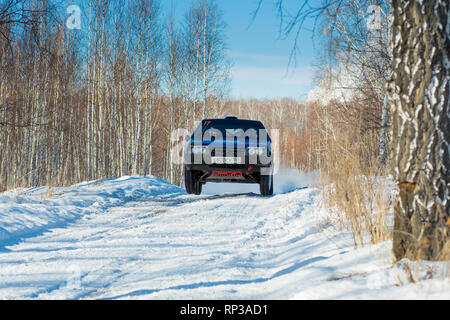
[0,171,448,299]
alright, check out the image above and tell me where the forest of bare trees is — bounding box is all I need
[0,0,404,192]
[0,0,320,190]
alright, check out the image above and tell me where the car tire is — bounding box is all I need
[184,167,194,194]
[260,173,273,196]
[193,180,202,195]
[185,167,202,195]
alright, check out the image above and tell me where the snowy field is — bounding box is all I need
[0,170,448,299]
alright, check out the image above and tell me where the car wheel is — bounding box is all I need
[260,173,273,196]
[184,167,194,194]
[193,180,202,195]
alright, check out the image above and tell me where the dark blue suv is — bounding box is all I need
[183,116,273,195]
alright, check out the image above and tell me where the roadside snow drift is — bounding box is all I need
[0,176,182,246]
[0,173,448,299]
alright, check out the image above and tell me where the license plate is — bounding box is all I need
[211,157,242,164]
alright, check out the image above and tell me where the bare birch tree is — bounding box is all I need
[259,0,449,259]
[387,0,449,261]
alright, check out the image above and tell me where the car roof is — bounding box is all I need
[201,118,265,128]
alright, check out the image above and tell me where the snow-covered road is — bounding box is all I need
[0,173,448,299]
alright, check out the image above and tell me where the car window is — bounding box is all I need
[191,119,270,142]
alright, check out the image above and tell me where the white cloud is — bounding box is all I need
[306,65,357,104]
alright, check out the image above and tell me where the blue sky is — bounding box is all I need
[164,0,320,101]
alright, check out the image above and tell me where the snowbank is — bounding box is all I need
[0,176,184,248]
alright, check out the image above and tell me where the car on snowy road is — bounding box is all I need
[183,116,273,196]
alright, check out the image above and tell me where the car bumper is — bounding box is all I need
[184,162,273,184]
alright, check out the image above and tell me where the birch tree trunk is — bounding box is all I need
[387,0,449,261]
[202,0,208,119]
[379,96,388,165]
